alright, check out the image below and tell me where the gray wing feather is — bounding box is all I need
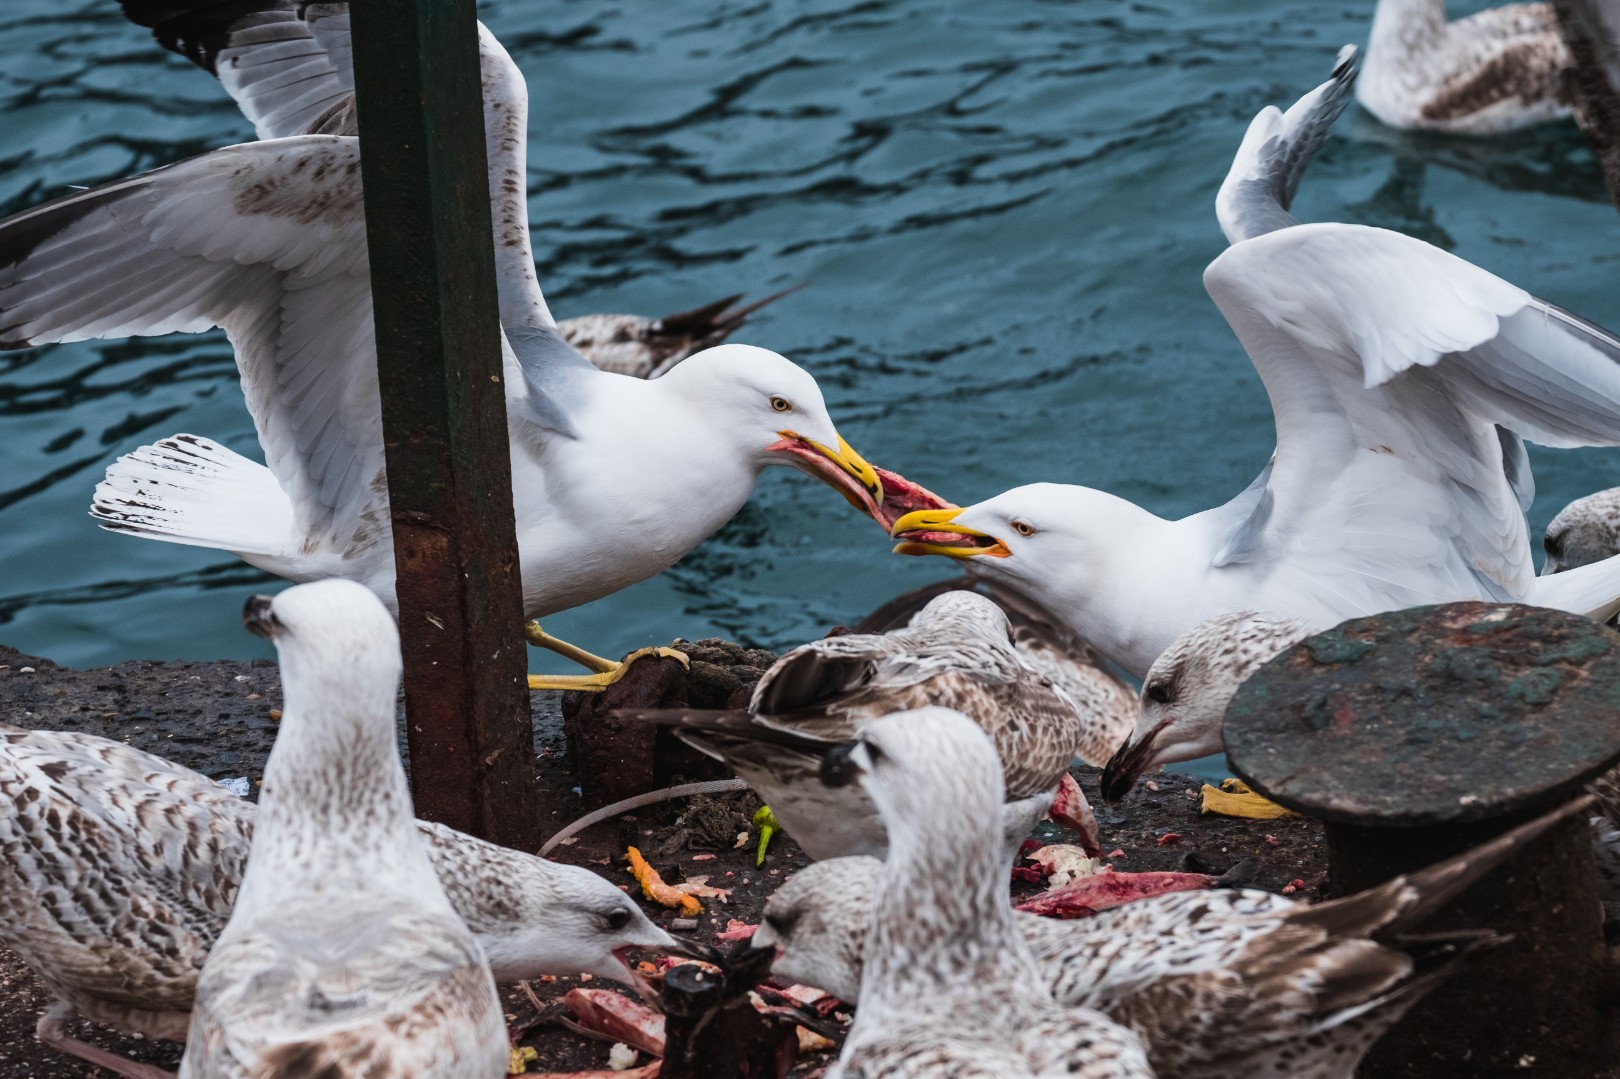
[1216,46,1359,244]
[0,137,381,550]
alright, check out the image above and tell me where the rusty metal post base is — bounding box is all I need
[1326,808,1607,1077]
[1226,602,1620,1079]
[561,641,777,810]
[658,954,797,1079]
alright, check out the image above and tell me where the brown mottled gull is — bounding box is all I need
[852,575,1136,763]
[1542,486,1620,573]
[181,580,501,1077]
[0,725,678,1076]
[1359,0,1573,133]
[1095,605,1620,899]
[811,709,1152,1078]
[753,801,1574,1079]
[633,590,1099,861]
[1100,611,1310,802]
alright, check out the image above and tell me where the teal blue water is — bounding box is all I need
[1,0,1617,672]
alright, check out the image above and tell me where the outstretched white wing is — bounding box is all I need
[1204,221,1620,616]
[0,135,382,555]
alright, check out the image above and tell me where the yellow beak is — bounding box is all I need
[888,506,1010,558]
[793,432,883,508]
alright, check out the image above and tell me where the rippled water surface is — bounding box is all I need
[1,0,1617,670]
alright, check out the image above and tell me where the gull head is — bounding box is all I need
[468,853,693,995]
[1542,488,1620,574]
[1100,611,1309,802]
[888,483,1143,598]
[659,342,884,513]
[243,578,401,721]
[748,855,881,1005]
[820,707,1004,838]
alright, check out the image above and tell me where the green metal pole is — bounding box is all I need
[348,0,540,847]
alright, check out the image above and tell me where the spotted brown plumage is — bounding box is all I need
[0,720,679,1076]
[1100,611,1310,803]
[853,576,1136,766]
[624,591,1101,862]
[818,710,1153,1079]
[755,803,1579,1079]
[1360,0,1573,134]
[1542,485,1620,573]
[557,287,804,379]
[179,581,505,1077]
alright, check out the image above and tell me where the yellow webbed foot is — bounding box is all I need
[526,646,689,693]
[1199,778,1300,820]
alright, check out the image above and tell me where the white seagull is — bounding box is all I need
[891,48,1620,680]
[0,722,684,1079]
[0,24,886,691]
[816,709,1153,1079]
[1359,0,1573,133]
[179,580,504,1078]
[114,0,798,378]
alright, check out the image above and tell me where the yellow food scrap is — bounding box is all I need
[1199,778,1300,820]
[507,1045,538,1075]
[753,805,779,866]
[626,846,702,916]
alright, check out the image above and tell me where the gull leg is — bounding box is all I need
[1199,778,1299,820]
[35,1004,177,1079]
[524,621,689,693]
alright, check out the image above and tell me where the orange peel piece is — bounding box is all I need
[626,846,702,916]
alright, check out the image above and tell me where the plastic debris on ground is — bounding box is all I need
[1199,778,1301,820]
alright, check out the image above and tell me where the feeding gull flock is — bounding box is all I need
[5,0,1620,1075]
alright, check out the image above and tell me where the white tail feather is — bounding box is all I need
[1527,551,1620,622]
[92,435,293,558]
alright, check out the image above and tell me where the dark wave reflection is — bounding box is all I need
[1,0,1618,668]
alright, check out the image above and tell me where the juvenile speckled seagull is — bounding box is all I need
[0,725,682,1079]
[631,591,1106,861]
[179,580,505,1078]
[114,0,797,378]
[853,575,1137,751]
[891,48,1620,680]
[1359,0,1573,133]
[1543,486,1620,572]
[815,709,1153,1079]
[752,802,1574,1079]
[0,25,885,692]
[1100,611,1310,803]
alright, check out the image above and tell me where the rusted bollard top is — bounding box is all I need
[1226,602,1620,827]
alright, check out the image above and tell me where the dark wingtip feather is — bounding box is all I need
[118,0,299,76]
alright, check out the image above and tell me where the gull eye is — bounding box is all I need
[770,395,793,413]
[602,907,631,932]
[1011,520,1036,537]
[1143,681,1172,705]
[1544,532,1563,558]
